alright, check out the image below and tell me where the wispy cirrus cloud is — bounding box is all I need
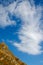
[0,4,16,28]
[0,0,43,55]
[13,0,43,55]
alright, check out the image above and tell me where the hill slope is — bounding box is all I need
[0,43,26,65]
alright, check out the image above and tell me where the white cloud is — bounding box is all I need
[0,4,16,28]
[6,1,17,14]
[0,0,43,55]
[13,0,43,55]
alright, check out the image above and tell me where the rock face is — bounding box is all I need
[0,43,26,65]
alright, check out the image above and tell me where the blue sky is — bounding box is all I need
[0,0,43,65]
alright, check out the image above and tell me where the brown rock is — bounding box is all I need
[0,43,26,65]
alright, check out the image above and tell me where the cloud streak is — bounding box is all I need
[0,4,16,28]
[0,0,43,55]
[14,0,43,55]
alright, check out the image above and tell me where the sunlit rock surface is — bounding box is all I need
[0,43,26,65]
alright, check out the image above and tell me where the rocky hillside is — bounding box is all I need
[0,43,26,65]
